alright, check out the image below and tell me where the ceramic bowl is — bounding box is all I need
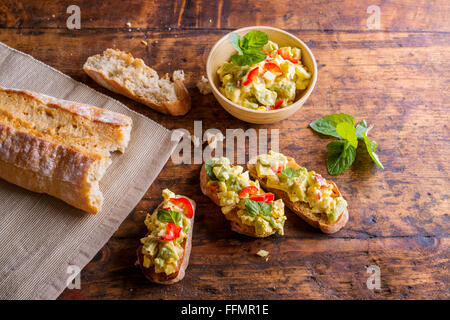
[206,26,318,124]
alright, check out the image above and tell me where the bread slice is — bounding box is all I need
[136,197,196,284]
[0,87,132,214]
[199,164,276,238]
[83,49,191,116]
[247,156,348,234]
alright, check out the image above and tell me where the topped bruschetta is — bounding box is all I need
[200,157,286,238]
[248,151,348,234]
[137,189,195,284]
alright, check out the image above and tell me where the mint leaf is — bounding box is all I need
[326,140,356,175]
[231,49,266,66]
[259,202,273,216]
[355,120,368,140]
[281,167,298,179]
[361,132,384,169]
[336,122,358,148]
[205,159,218,180]
[245,198,260,217]
[243,30,269,48]
[157,208,181,225]
[228,33,243,55]
[310,113,355,138]
[245,198,273,217]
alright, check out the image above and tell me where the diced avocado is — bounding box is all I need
[254,87,277,106]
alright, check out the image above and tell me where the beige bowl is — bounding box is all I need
[206,26,317,124]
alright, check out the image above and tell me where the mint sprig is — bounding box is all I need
[310,113,384,175]
[228,31,268,66]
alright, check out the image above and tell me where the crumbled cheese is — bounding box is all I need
[196,76,212,95]
[256,250,269,258]
[263,70,276,82]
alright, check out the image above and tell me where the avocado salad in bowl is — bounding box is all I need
[207,26,317,124]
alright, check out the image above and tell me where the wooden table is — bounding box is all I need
[1,0,448,299]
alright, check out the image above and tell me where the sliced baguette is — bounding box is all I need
[136,197,196,284]
[247,157,348,234]
[0,87,132,214]
[199,164,276,238]
[83,49,191,116]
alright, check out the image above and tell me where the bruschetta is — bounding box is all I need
[137,189,195,284]
[200,157,286,238]
[247,151,348,234]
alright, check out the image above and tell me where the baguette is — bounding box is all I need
[200,159,286,238]
[83,49,191,116]
[137,190,195,284]
[248,155,348,234]
[0,87,132,214]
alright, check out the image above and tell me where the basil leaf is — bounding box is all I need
[361,132,384,169]
[281,167,298,179]
[243,30,269,48]
[245,198,273,217]
[239,37,249,51]
[259,202,273,216]
[245,198,260,217]
[157,209,181,225]
[355,120,368,140]
[228,33,243,55]
[336,122,358,149]
[326,140,356,175]
[205,159,218,180]
[230,53,252,66]
[310,113,355,138]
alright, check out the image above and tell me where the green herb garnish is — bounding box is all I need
[157,208,181,225]
[205,159,218,181]
[281,167,299,179]
[245,198,273,217]
[228,31,269,66]
[310,113,384,175]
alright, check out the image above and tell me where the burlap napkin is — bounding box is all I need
[0,42,182,299]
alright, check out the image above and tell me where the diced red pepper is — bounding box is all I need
[315,174,327,187]
[327,180,340,198]
[170,197,194,218]
[243,67,259,86]
[162,222,182,241]
[250,193,275,203]
[263,62,282,74]
[273,99,283,109]
[271,163,282,174]
[208,184,219,192]
[239,186,259,198]
[277,48,299,64]
[316,190,322,201]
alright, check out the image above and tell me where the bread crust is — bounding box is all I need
[247,157,348,234]
[0,87,132,127]
[0,87,133,214]
[199,164,275,238]
[137,197,196,284]
[83,50,191,116]
[0,124,107,214]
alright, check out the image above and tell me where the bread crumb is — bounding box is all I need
[125,22,132,27]
[140,40,148,46]
[196,76,212,95]
[173,70,185,82]
[256,250,269,258]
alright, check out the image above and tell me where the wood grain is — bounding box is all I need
[0,0,448,299]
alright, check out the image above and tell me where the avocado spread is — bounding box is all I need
[140,189,192,275]
[254,151,347,222]
[217,40,311,111]
[206,157,286,236]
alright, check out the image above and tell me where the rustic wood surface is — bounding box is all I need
[1,0,449,299]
